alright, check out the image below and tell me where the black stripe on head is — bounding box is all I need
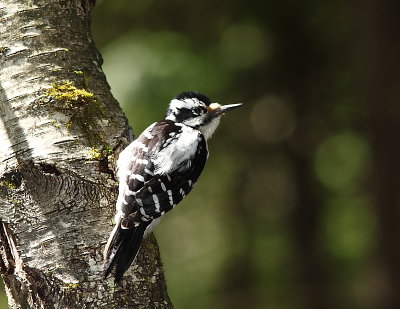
[172,108,194,123]
[174,91,212,106]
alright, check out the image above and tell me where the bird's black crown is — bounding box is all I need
[174,91,212,106]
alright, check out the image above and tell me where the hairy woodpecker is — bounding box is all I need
[103,91,242,282]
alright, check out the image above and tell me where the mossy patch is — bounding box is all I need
[73,70,89,88]
[63,283,79,289]
[88,144,113,160]
[0,179,17,189]
[0,171,22,189]
[42,81,111,158]
[44,81,96,112]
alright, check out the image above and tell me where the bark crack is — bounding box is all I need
[0,222,16,275]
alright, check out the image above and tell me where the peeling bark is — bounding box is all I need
[0,0,172,308]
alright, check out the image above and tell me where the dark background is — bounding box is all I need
[2,0,400,308]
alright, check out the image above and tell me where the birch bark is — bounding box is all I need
[0,0,171,308]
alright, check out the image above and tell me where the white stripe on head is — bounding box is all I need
[166,98,206,121]
[171,98,198,110]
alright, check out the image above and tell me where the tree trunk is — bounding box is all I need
[361,0,400,308]
[0,0,171,308]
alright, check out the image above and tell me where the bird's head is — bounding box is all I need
[165,91,242,140]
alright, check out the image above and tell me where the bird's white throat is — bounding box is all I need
[199,117,221,140]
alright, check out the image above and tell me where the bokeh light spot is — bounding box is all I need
[314,132,369,191]
[323,196,376,260]
[250,95,296,143]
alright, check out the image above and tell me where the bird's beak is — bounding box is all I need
[208,103,243,117]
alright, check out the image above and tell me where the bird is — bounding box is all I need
[103,91,242,283]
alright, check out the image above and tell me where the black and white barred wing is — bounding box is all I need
[117,120,208,224]
[115,122,158,219]
[134,121,208,221]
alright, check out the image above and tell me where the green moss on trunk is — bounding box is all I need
[41,81,112,159]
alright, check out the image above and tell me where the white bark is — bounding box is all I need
[0,0,171,308]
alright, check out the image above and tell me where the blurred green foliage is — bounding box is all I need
[2,0,400,308]
[0,281,5,309]
[314,132,369,191]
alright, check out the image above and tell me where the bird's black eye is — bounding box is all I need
[193,107,203,115]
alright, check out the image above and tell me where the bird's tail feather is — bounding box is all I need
[103,222,147,283]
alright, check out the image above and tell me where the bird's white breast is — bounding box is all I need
[153,124,201,175]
